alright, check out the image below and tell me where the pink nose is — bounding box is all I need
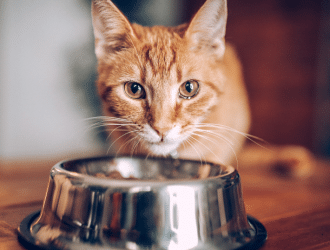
[152,124,172,137]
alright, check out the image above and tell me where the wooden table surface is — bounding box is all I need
[1,157,330,250]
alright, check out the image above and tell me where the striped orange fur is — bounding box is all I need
[91,0,251,165]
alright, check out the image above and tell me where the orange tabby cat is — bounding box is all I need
[91,0,251,166]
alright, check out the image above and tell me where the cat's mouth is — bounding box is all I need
[144,140,180,156]
[137,124,184,156]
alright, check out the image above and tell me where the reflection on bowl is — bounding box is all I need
[18,156,267,250]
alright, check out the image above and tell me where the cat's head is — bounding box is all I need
[92,0,228,156]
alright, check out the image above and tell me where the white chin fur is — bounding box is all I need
[146,142,180,156]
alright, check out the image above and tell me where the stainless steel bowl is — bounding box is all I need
[18,156,267,250]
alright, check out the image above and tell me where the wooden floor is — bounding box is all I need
[1,156,330,249]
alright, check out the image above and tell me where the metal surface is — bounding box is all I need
[20,156,266,250]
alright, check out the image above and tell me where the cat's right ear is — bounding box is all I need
[185,0,227,58]
[91,0,136,59]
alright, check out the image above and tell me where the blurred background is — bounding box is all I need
[0,0,329,163]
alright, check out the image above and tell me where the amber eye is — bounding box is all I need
[179,80,199,99]
[124,82,146,99]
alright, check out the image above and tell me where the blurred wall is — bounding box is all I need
[315,0,330,157]
[0,0,183,160]
[0,0,102,159]
[186,0,329,157]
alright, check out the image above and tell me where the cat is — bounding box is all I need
[90,0,314,177]
[91,0,250,166]
[92,0,250,165]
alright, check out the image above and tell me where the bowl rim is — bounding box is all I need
[50,155,239,188]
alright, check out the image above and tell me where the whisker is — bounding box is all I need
[82,116,141,150]
[197,123,256,138]
[184,137,205,166]
[82,115,138,137]
[85,116,138,127]
[145,151,152,161]
[115,134,139,157]
[84,116,133,124]
[196,124,237,141]
[189,134,226,165]
[131,136,143,157]
[193,131,239,168]
[194,128,235,146]
[84,123,131,136]
[107,129,140,154]
[197,123,268,149]
[106,124,134,140]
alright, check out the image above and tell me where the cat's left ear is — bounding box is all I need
[185,0,227,58]
[91,0,136,59]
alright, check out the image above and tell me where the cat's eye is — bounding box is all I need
[124,82,146,99]
[179,80,199,99]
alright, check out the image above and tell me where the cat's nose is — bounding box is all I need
[152,124,172,137]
